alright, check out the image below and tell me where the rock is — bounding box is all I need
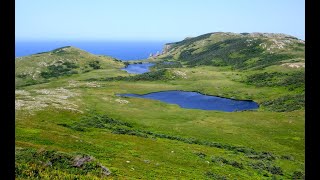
[162,44,172,54]
[126,160,130,163]
[281,62,305,68]
[45,161,52,167]
[73,155,94,167]
[184,37,193,40]
[100,165,111,176]
[115,99,129,104]
[143,160,150,163]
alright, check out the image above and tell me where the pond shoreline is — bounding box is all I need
[121,62,155,74]
[117,89,259,103]
[117,90,259,112]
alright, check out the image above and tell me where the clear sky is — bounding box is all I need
[16,0,305,41]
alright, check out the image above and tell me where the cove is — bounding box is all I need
[118,90,259,112]
[122,63,155,74]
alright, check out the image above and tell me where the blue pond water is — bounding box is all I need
[122,63,155,74]
[119,90,259,112]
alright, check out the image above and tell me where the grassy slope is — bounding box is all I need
[15,46,124,87]
[158,32,305,70]
[16,36,305,179]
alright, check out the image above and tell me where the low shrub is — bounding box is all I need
[58,113,133,132]
[40,61,79,79]
[205,172,228,180]
[16,73,28,79]
[152,61,183,69]
[292,171,305,179]
[211,156,244,169]
[111,128,148,138]
[247,151,276,161]
[88,60,101,69]
[194,152,207,158]
[262,94,305,112]
[123,61,130,67]
[59,112,277,164]
[243,71,305,91]
[249,161,283,175]
[15,148,111,179]
[280,155,294,161]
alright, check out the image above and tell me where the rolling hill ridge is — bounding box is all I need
[158,32,305,70]
[15,46,124,87]
[15,32,305,179]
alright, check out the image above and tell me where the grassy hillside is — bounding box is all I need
[15,36,305,179]
[15,46,124,87]
[158,32,305,70]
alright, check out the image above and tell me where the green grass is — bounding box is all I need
[15,46,124,87]
[15,107,304,179]
[15,44,305,179]
[15,147,111,179]
[158,32,305,70]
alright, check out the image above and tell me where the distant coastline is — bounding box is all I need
[15,41,166,60]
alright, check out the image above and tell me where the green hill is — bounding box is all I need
[158,32,305,70]
[15,46,124,87]
[15,33,305,179]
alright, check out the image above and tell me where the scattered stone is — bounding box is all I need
[68,80,80,87]
[173,70,187,79]
[195,152,207,158]
[15,99,48,111]
[100,165,111,176]
[15,88,82,113]
[73,155,94,167]
[143,160,150,163]
[115,99,129,104]
[281,62,305,68]
[44,161,52,167]
[15,90,30,96]
[126,160,130,163]
[85,81,101,88]
[38,61,48,67]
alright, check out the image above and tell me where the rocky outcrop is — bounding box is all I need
[100,164,112,176]
[73,155,94,167]
[184,37,193,40]
[162,44,172,54]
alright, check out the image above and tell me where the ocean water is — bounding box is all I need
[15,41,166,61]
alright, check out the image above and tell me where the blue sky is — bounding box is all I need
[16,0,305,41]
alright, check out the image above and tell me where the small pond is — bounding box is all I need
[122,63,155,74]
[118,90,259,112]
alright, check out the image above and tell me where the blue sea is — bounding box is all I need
[15,41,167,61]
